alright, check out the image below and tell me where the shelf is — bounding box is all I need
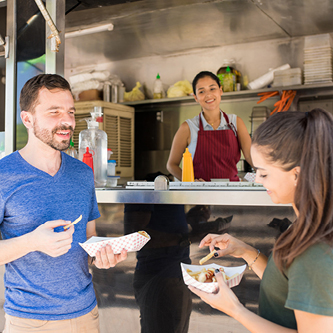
[121,82,333,108]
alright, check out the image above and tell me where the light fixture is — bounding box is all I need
[65,23,114,39]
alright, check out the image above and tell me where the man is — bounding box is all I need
[0,74,127,332]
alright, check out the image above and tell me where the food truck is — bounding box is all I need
[0,1,332,332]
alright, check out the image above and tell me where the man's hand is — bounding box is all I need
[94,245,127,269]
[28,220,74,257]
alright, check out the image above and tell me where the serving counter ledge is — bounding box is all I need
[96,188,288,206]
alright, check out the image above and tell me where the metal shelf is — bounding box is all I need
[121,83,333,108]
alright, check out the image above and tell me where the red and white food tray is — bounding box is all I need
[181,263,246,293]
[79,231,151,257]
[244,172,256,182]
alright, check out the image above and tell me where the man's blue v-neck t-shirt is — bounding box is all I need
[0,151,100,320]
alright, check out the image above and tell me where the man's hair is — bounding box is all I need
[19,74,72,113]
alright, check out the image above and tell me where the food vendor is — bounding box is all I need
[167,71,253,181]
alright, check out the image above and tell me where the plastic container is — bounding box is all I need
[64,138,78,158]
[107,175,120,187]
[250,106,271,135]
[119,84,125,102]
[217,59,242,91]
[153,73,164,99]
[79,106,108,187]
[82,147,94,172]
[182,148,194,182]
[272,68,302,87]
[107,159,116,176]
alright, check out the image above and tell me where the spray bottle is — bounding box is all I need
[79,106,108,187]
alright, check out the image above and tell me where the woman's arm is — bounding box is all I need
[294,310,333,333]
[166,121,191,181]
[191,271,332,333]
[236,117,253,167]
[190,271,296,333]
[199,233,268,278]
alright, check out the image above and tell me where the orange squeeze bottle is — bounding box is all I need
[182,148,194,182]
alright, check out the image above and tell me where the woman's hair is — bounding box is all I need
[192,71,221,95]
[252,109,333,270]
[20,74,72,114]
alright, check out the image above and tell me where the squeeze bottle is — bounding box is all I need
[64,138,78,158]
[182,148,194,182]
[79,106,108,187]
[82,147,94,172]
[222,66,235,92]
[153,73,164,99]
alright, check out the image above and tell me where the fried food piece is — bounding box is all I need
[138,231,150,238]
[199,250,217,265]
[64,215,82,230]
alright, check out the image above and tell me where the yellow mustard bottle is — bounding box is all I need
[182,148,194,182]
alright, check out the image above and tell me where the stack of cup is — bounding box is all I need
[107,160,119,187]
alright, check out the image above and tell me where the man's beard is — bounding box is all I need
[33,122,74,151]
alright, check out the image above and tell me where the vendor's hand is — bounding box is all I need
[189,268,244,318]
[199,233,251,259]
[94,245,127,269]
[195,178,206,182]
[29,220,74,257]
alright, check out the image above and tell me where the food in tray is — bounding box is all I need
[181,263,246,293]
[186,267,240,283]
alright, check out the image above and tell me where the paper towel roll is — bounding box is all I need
[247,64,291,90]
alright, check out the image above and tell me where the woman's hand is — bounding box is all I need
[199,233,268,279]
[199,233,252,259]
[189,268,244,318]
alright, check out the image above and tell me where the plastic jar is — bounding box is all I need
[107,176,120,187]
[107,160,116,176]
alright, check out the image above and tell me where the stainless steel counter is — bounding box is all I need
[96,188,289,206]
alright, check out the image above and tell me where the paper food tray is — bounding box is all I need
[181,263,246,293]
[79,231,150,257]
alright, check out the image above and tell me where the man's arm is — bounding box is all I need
[0,220,74,265]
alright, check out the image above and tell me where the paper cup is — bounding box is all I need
[181,263,246,293]
[79,231,151,257]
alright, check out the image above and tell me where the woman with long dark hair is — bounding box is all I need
[189,109,333,331]
[167,71,252,182]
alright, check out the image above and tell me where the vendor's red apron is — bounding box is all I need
[193,112,240,181]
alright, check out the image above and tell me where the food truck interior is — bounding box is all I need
[0,0,333,332]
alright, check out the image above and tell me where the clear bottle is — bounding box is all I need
[64,138,78,158]
[217,59,242,91]
[79,106,108,187]
[153,73,164,99]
